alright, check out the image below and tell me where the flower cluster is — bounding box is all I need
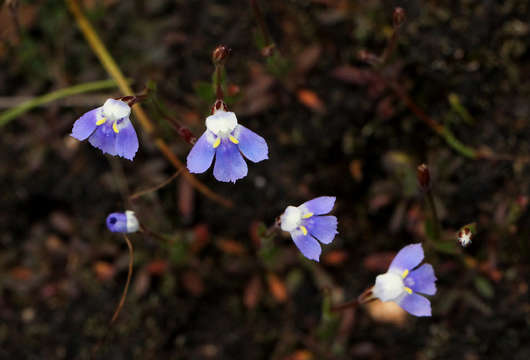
[279,196,338,262]
[372,243,437,317]
[71,99,138,160]
[71,68,439,320]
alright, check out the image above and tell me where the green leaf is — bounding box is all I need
[474,276,495,299]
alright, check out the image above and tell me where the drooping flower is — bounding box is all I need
[71,98,139,160]
[372,243,437,317]
[106,211,140,233]
[279,196,338,262]
[186,106,268,183]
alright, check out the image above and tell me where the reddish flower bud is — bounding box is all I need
[212,45,230,65]
[417,164,431,190]
[393,7,406,28]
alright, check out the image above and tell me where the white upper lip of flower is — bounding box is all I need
[103,99,131,122]
[280,206,303,232]
[373,271,406,302]
[125,210,139,233]
[206,110,238,137]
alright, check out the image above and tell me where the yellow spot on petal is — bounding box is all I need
[96,117,107,126]
[300,225,308,236]
[229,136,239,144]
[302,212,313,219]
[213,137,221,148]
[112,121,119,134]
[404,287,413,294]
[402,269,409,278]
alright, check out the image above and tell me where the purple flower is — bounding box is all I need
[372,243,437,317]
[279,196,338,262]
[71,99,139,160]
[186,110,268,183]
[106,211,139,233]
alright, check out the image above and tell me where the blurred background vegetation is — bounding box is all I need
[0,0,529,359]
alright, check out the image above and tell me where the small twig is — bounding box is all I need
[331,287,375,312]
[129,170,182,201]
[92,234,134,357]
[110,234,134,323]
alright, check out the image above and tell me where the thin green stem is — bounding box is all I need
[426,190,441,241]
[0,79,118,127]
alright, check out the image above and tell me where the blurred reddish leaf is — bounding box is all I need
[331,66,373,85]
[10,266,33,281]
[191,224,210,253]
[267,273,288,303]
[217,239,246,256]
[49,211,74,235]
[227,84,240,96]
[146,260,168,276]
[133,267,151,297]
[181,270,204,296]
[243,275,262,309]
[178,176,194,221]
[363,252,395,272]
[297,89,325,113]
[349,160,363,182]
[283,350,313,360]
[93,261,115,282]
[322,250,348,266]
[296,45,322,74]
[249,221,262,248]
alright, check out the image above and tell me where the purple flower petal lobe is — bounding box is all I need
[187,131,216,173]
[115,119,139,160]
[389,243,424,273]
[301,196,336,215]
[397,293,432,317]
[303,215,338,244]
[291,231,322,261]
[405,264,437,295]
[213,139,248,183]
[71,108,101,141]
[234,125,268,163]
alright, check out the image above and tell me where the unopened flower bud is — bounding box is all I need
[417,164,431,190]
[393,7,406,28]
[212,45,230,65]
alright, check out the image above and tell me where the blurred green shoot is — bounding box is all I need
[0,79,119,127]
[448,93,475,125]
[250,0,291,78]
[256,222,281,269]
[317,289,340,342]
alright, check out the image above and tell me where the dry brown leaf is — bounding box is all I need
[362,252,395,272]
[296,45,322,74]
[267,273,288,303]
[349,159,363,182]
[10,266,33,281]
[191,224,210,254]
[217,239,246,256]
[297,89,325,113]
[365,300,407,326]
[283,349,313,360]
[322,250,348,266]
[243,275,262,309]
[181,270,204,297]
[93,261,115,282]
[146,260,168,276]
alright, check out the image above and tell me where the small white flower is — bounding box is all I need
[458,228,472,247]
